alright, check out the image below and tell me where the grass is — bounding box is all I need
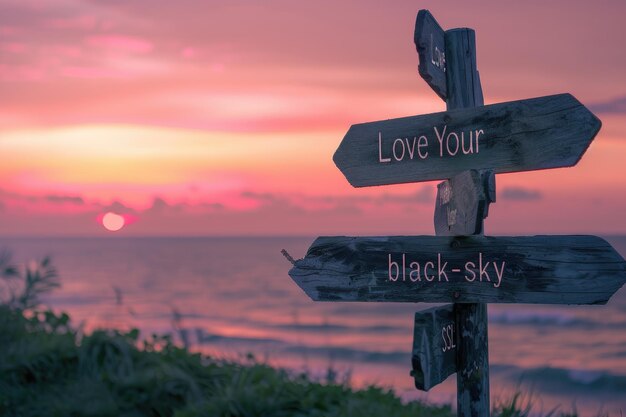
[0,306,455,417]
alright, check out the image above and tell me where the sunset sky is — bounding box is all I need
[1,0,625,236]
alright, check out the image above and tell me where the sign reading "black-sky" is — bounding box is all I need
[288,235,626,305]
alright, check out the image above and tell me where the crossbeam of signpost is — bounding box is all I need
[333,93,601,187]
[288,235,626,305]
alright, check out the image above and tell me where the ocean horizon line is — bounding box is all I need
[2,233,626,240]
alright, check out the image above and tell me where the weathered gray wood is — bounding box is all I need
[445,28,482,109]
[473,70,484,109]
[455,303,489,417]
[444,28,490,417]
[288,235,626,305]
[414,10,447,100]
[434,170,495,236]
[411,304,457,390]
[333,93,601,187]
[483,171,496,217]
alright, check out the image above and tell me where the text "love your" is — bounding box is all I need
[378,125,484,163]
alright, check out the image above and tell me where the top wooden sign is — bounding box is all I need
[333,93,601,187]
[414,10,447,100]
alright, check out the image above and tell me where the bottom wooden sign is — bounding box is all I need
[412,304,457,390]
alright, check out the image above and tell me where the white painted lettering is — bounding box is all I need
[461,131,474,154]
[417,135,428,159]
[392,138,405,161]
[388,254,398,282]
[464,261,476,282]
[385,253,503,288]
[409,261,421,282]
[493,261,505,288]
[378,132,391,163]
[425,261,434,281]
[405,137,416,160]
[401,253,406,281]
[430,34,446,71]
[479,252,491,282]
[475,129,483,153]
[379,126,483,163]
[446,132,459,156]
[442,324,455,352]
[434,125,447,157]
[438,253,449,282]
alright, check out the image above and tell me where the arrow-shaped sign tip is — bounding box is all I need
[333,126,363,188]
[288,260,319,301]
[566,93,602,131]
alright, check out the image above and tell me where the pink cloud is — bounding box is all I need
[45,15,97,30]
[60,65,127,79]
[0,26,19,36]
[1,42,27,53]
[85,35,154,54]
[180,47,196,59]
[0,64,44,82]
[50,45,82,58]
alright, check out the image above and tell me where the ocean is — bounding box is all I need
[1,236,625,416]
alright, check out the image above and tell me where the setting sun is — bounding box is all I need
[102,212,125,232]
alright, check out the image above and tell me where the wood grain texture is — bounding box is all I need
[333,93,601,187]
[473,70,484,108]
[412,304,457,390]
[434,170,495,236]
[455,303,489,417]
[414,10,447,100]
[288,235,626,305]
[445,29,482,109]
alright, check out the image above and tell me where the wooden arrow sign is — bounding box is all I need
[414,10,447,100]
[288,235,626,305]
[333,93,601,187]
[411,304,457,391]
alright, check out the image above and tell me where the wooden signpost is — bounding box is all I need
[284,9,626,417]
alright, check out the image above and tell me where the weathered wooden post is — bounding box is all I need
[286,8,626,417]
[444,27,490,417]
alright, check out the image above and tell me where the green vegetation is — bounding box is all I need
[0,249,59,310]
[0,252,597,417]
[0,306,454,417]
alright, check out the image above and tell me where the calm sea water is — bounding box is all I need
[2,236,625,416]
